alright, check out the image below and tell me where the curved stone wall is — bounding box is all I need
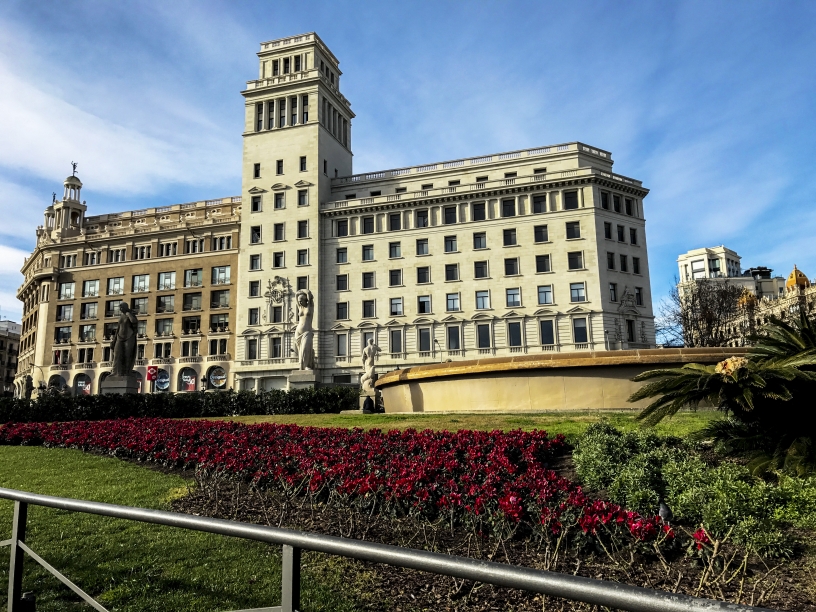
[374,348,749,413]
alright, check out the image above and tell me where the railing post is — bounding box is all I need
[280,545,301,612]
[7,501,28,612]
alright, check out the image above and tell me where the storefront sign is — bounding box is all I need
[209,367,227,388]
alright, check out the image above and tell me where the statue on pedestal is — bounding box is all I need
[294,289,315,370]
[360,338,381,395]
[111,303,138,376]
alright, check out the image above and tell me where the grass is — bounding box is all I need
[0,446,360,612]
[219,409,717,441]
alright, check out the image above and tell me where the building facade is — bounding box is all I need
[14,173,240,397]
[0,321,20,395]
[677,245,785,300]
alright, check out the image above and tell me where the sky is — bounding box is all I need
[1,0,815,322]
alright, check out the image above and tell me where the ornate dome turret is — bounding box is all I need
[785,265,810,292]
[738,288,757,308]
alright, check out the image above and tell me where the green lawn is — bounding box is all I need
[220,409,717,441]
[0,446,359,612]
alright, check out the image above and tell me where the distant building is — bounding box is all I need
[0,320,20,395]
[677,246,785,300]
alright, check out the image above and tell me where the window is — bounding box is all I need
[283,57,290,73]
[635,287,644,306]
[274,193,284,209]
[389,213,401,231]
[336,248,348,263]
[250,254,261,270]
[336,302,349,319]
[363,300,376,318]
[445,264,459,281]
[447,326,461,350]
[107,248,126,263]
[563,191,579,210]
[386,269,402,287]
[625,198,633,216]
[247,338,258,360]
[185,239,204,254]
[79,326,96,344]
[566,221,581,239]
[540,319,555,345]
[276,159,284,174]
[107,277,124,295]
[323,159,327,175]
[183,269,202,287]
[573,318,588,343]
[507,321,522,347]
[416,239,429,255]
[362,217,374,234]
[390,297,403,316]
[604,222,612,240]
[418,328,432,352]
[417,267,430,283]
[82,280,99,298]
[389,242,401,258]
[210,314,229,331]
[297,249,308,265]
[448,180,460,187]
[253,163,261,179]
[416,210,429,227]
[273,223,285,241]
[567,252,584,270]
[570,283,586,302]
[362,245,374,261]
[250,226,262,244]
[298,190,308,206]
[249,281,260,297]
[534,225,548,243]
[501,199,516,217]
[132,274,149,293]
[302,95,308,123]
[538,285,553,305]
[55,327,72,343]
[446,293,460,311]
[248,308,259,325]
[475,176,488,183]
[444,236,457,253]
[157,295,174,314]
[629,228,638,245]
[272,305,283,322]
[418,295,431,314]
[390,329,403,353]
[255,103,263,131]
[503,228,517,246]
[290,95,297,125]
[156,318,173,336]
[57,304,73,322]
[633,257,641,275]
[607,252,615,270]
[506,288,521,307]
[476,290,490,309]
[210,338,228,355]
[336,219,348,237]
[533,195,546,214]
[362,272,375,289]
[472,202,486,221]
[504,172,517,179]
[601,191,610,209]
[183,292,202,311]
[250,195,262,213]
[81,302,98,319]
[473,232,487,249]
[444,206,457,224]
[504,258,519,275]
[273,252,285,268]
[212,236,232,251]
[421,183,433,190]
[333,273,348,291]
[212,266,230,284]
[474,261,489,279]
[620,254,628,272]
[536,254,551,273]
[133,245,151,260]
[300,156,307,171]
[613,194,621,213]
[626,320,636,342]
[335,334,347,357]
[609,283,618,302]
[83,252,98,266]
[477,324,491,349]
[395,187,407,194]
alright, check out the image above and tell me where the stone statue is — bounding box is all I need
[360,338,381,395]
[110,303,138,376]
[294,289,315,370]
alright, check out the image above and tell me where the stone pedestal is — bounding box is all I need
[100,374,140,395]
[288,370,317,390]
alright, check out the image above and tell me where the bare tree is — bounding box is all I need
[657,277,744,347]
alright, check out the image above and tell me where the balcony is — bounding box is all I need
[53,338,72,345]
[210,302,230,309]
[80,314,98,321]
[179,356,202,363]
[107,288,124,296]
[185,281,203,288]
[156,306,175,314]
[208,325,230,334]
[151,357,175,365]
[56,315,73,322]
[181,328,202,336]
[206,353,230,361]
[157,283,176,291]
[154,330,175,338]
[99,361,113,368]
[135,359,148,366]
[77,335,97,344]
[182,304,202,312]
[74,362,96,369]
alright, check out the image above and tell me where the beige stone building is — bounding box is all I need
[14,172,240,396]
[235,33,655,391]
[0,321,20,395]
[677,245,786,300]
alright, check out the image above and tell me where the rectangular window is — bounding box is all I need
[534,225,548,243]
[253,163,261,179]
[248,308,259,325]
[276,159,284,174]
[336,302,349,320]
[336,334,347,357]
[540,319,555,345]
[607,252,616,270]
[604,222,612,239]
[274,193,284,209]
[633,257,641,274]
[297,249,308,265]
[283,57,290,73]
[416,239,429,255]
[418,328,432,352]
[444,236,457,253]
[629,228,638,245]
[81,302,98,319]
[212,266,231,284]
[395,187,407,194]
[473,232,486,249]
[268,336,281,358]
[538,285,553,305]
[501,199,516,217]
[290,95,297,125]
[389,269,402,286]
[363,300,375,318]
[251,196,262,212]
[620,254,628,272]
[362,272,375,288]
[475,290,490,309]
[568,252,584,270]
[389,213,401,231]
[250,226,262,244]
[536,254,551,273]
[336,274,348,291]
[416,210,429,228]
[475,176,488,182]
[446,293,460,311]
[504,258,519,275]
[421,183,433,190]
[625,198,633,216]
[390,329,403,353]
[273,252,285,268]
[132,274,149,293]
[362,217,375,234]
[445,264,459,281]
[418,295,431,314]
[255,103,263,132]
[296,276,307,292]
[107,277,124,296]
[211,236,232,251]
[609,282,618,302]
[184,269,202,287]
[267,99,274,128]
[362,245,374,261]
[566,221,581,239]
[249,255,261,270]
[507,321,522,347]
[389,242,401,258]
[573,318,588,343]
[336,219,348,237]
[300,156,307,172]
[298,190,308,206]
[472,202,486,221]
[302,95,308,123]
[57,304,73,322]
[417,267,430,283]
[447,326,461,350]
[156,295,174,314]
[613,194,621,213]
[506,288,521,307]
[444,206,457,224]
[247,338,258,360]
[477,324,491,349]
[503,228,517,246]
[249,280,260,297]
[183,292,202,312]
[601,191,610,209]
[297,220,308,238]
[390,297,403,316]
[570,283,586,302]
[82,280,99,298]
[563,191,579,210]
[627,319,636,342]
[336,248,348,263]
[533,195,546,214]
[635,287,644,306]
[474,261,488,279]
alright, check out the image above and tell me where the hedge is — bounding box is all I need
[0,387,360,423]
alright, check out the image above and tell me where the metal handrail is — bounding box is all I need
[0,487,774,612]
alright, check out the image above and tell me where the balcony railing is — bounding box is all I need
[206,353,230,361]
[158,283,176,291]
[179,356,202,363]
[156,306,175,314]
[210,302,230,309]
[182,304,202,311]
[107,288,124,296]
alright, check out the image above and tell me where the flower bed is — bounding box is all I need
[0,418,669,548]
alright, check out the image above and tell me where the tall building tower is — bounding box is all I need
[235,33,354,390]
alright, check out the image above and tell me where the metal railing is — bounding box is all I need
[0,487,773,612]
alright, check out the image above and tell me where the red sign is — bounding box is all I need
[146,366,158,381]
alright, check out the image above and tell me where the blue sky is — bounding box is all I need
[1,1,815,322]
